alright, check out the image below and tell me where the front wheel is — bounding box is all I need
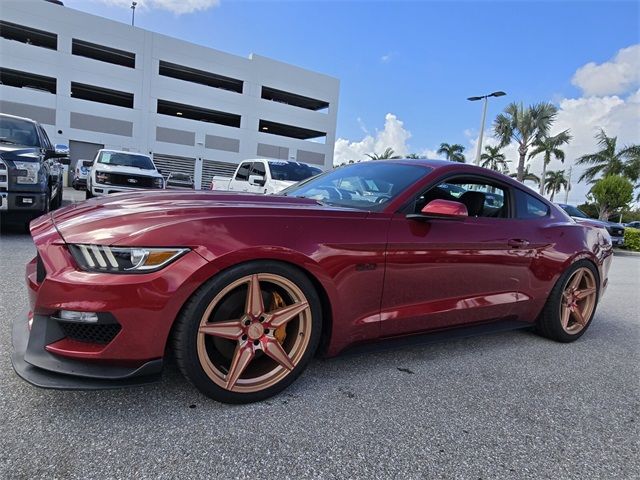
[536,260,599,342]
[174,262,322,403]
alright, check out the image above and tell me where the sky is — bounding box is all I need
[63,0,640,204]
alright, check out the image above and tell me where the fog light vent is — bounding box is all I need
[59,310,99,323]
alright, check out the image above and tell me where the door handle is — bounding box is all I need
[508,238,530,248]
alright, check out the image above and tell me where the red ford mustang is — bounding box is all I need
[12,160,613,403]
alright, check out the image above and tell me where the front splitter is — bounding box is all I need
[11,311,162,390]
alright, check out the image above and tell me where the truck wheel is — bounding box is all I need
[85,189,93,200]
[52,186,63,210]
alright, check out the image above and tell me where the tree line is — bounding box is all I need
[356,102,639,220]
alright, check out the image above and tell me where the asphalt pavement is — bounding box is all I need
[0,190,638,479]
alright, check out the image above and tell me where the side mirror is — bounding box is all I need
[407,199,468,221]
[81,160,94,168]
[249,174,266,187]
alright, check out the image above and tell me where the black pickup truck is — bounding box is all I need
[0,113,69,224]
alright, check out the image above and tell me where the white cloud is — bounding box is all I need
[334,113,411,164]
[94,0,220,14]
[572,44,640,97]
[380,53,393,64]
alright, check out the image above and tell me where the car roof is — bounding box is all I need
[98,149,151,158]
[0,112,38,124]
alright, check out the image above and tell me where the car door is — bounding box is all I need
[247,161,267,193]
[381,175,534,338]
[229,161,252,192]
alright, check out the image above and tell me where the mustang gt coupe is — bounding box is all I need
[12,160,612,403]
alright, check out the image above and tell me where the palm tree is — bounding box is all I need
[437,143,465,163]
[510,163,540,186]
[544,170,569,201]
[493,102,558,182]
[576,129,640,184]
[366,147,401,160]
[480,145,509,173]
[528,130,572,195]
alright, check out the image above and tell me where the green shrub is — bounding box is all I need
[624,228,640,252]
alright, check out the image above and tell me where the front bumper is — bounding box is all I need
[610,235,624,246]
[91,183,163,196]
[12,213,212,390]
[0,191,47,212]
[11,311,162,389]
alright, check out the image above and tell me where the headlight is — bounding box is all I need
[153,177,164,188]
[14,161,40,184]
[95,171,109,184]
[68,245,189,273]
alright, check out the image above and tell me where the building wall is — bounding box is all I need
[0,0,339,188]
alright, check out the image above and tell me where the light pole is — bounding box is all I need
[131,2,137,26]
[467,91,506,165]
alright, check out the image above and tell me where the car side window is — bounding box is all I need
[235,162,252,182]
[414,177,510,218]
[38,125,51,151]
[515,189,550,219]
[250,162,266,177]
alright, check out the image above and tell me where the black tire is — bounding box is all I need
[536,260,599,343]
[173,261,322,404]
[52,185,63,210]
[85,188,93,200]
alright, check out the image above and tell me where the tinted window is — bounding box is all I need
[516,190,549,219]
[559,204,589,218]
[0,116,39,147]
[281,162,429,211]
[269,161,322,182]
[235,162,252,181]
[250,162,266,177]
[97,151,155,170]
[415,178,509,218]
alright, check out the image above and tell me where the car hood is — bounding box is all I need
[93,163,163,178]
[0,145,41,162]
[50,191,364,245]
[571,216,624,230]
[572,217,608,228]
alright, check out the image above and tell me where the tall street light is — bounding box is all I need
[131,2,137,26]
[467,91,506,165]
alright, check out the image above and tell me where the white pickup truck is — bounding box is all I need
[210,158,322,194]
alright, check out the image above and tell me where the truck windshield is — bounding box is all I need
[97,151,155,170]
[0,117,39,147]
[560,204,589,218]
[269,161,322,182]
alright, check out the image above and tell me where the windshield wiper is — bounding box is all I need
[0,138,17,145]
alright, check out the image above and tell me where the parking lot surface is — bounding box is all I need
[1,192,639,479]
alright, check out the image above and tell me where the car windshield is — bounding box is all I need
[0,117,39,147]
[97,151,155,170]
[170,173,192,181]
[280,162,430,211]
[269,161,323,182]
[560,204,589,218]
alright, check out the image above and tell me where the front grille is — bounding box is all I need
[36,253,46,283]
[98,172,157,189]
[58,321,122,344]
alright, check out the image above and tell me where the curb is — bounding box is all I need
[613,248,640,257]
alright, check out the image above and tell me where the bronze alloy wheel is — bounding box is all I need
[559,267,597,335]
[196,273,312,393]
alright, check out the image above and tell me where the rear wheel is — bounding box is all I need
[536,260,599,342]
[174,261,322,403]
